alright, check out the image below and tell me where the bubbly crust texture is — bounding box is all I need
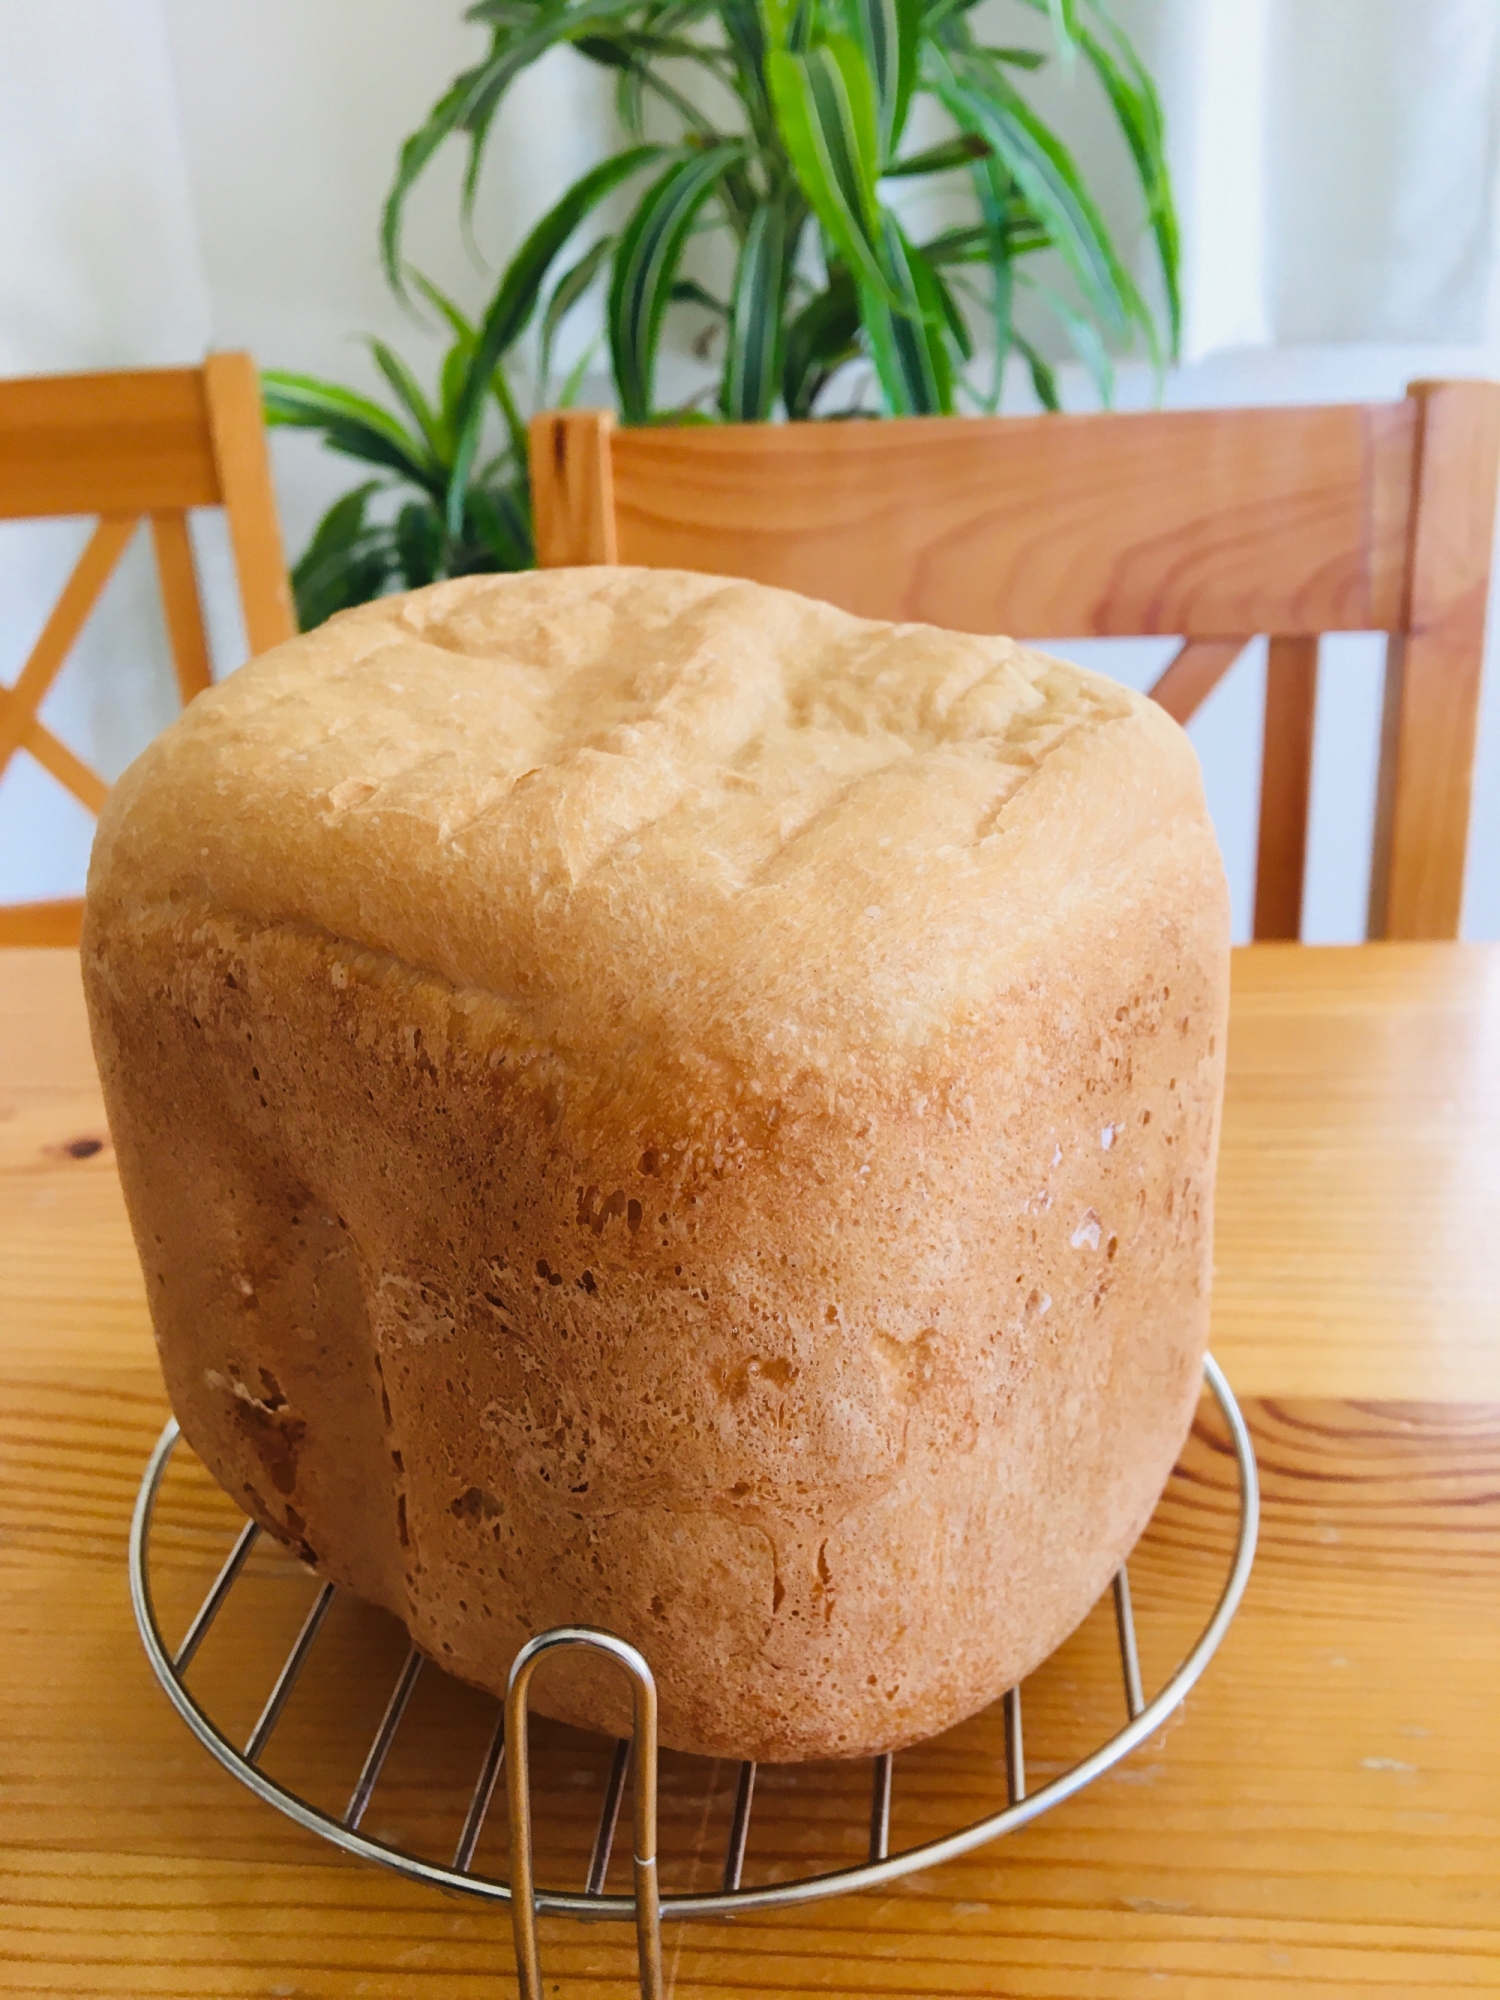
[84,566,1230,1761]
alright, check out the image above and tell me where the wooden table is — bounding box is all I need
[3,944,1497,1997]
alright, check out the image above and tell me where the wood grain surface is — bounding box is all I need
[2,946,1498,1997]
[575,403,1424,639]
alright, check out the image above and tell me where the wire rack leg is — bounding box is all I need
[1004,1685,1025,1806]
[868,1754,893,1863]
[1113,1566,1146,1719]
[722,1760,757,1893]
[507,1628,663,2000]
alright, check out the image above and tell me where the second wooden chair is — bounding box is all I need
[529,385,1500,941]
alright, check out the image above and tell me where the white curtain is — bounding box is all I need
[1132,0,1500,358]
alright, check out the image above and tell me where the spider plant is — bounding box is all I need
[381,0,1178,424]
[262,186,626,629]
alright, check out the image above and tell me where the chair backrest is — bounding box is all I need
[529,381,1500,940]
[0,352,295,946]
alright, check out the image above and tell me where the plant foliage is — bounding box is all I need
[267,0,1177,625]
[380,0,1179,423]
[262,172,629,628]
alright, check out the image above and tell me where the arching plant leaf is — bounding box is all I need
[608,143,747,422]
[447,143,666,527]
[722,200,794,420]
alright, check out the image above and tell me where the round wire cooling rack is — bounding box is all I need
[131,1352,1258,1999]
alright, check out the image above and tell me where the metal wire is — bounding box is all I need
[586,1739,631,1895]
[244,1581,335,1765]
[129,1351,1258,1934]
[868,1754,893,1863]
[722,1761,756,1893]
[173,1518,258,1673]
[453,1711,505,1874]
[345,1645,423,1831]
[1112,1567,1146,1720]
[506,1629,662,2000]
[1003,1686,1025,1806]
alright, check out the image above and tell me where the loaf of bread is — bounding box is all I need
[84,566,1229,1762]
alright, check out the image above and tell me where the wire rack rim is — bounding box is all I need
[129,1352,1258,1923]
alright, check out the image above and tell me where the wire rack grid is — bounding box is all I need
[130,1352,1258,1998]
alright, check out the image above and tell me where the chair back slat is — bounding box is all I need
[150,513,215,704]
[202,352,298,656]
[1146,639,1249,726]
[1255,636,1320,941]
[0,370,220,519]
[0,899,89,947]
[539,403,1418,638]
[531,385,1500,940]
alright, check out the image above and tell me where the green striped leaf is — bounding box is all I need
[1013,332,1060,410]
[759,0,810,54]
[539,235,615,399]
[1046,0,1080,52]
[406,271,478,346]
[1007,0,1177,356]
[393,499,447,586]
[976,43,1047,68]
[382,0,656,287]
[1075,4,1179,357]
[261,372,445,497]
[884,133,990,177]
[766,38,895,302]
[1023,275,1114,405]
[608,143,747,423]
[465,484,535,570]
[557,338,601,408]
[447,143,665,527]
[924,252,974,361]
[381,65,493,289]
[970,150,1014,409]
[848,0,913,156]
[858,211,953,416]
[722,201,791,420]
[721,0,770,117]
[781,268,861,418]
[670,277,730,314]
[929,46,1147,344]
[289,481,393,631]
[364,339,443,459]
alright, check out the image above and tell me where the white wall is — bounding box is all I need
[2,1,1497,939]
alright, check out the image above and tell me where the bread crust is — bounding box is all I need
[84,568,1229,1760]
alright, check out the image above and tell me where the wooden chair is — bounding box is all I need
[0,353,295,946]
[529,383,1500,940]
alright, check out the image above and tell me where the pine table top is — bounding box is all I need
[2,943,1497,1998]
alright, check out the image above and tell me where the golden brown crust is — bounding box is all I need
[83,567,1229,1759]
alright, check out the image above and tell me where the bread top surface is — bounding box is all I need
[89,567,1219,1115]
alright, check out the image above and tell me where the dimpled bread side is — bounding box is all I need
[83,565,1229,1760]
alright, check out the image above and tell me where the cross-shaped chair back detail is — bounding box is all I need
[0,352,295,945]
